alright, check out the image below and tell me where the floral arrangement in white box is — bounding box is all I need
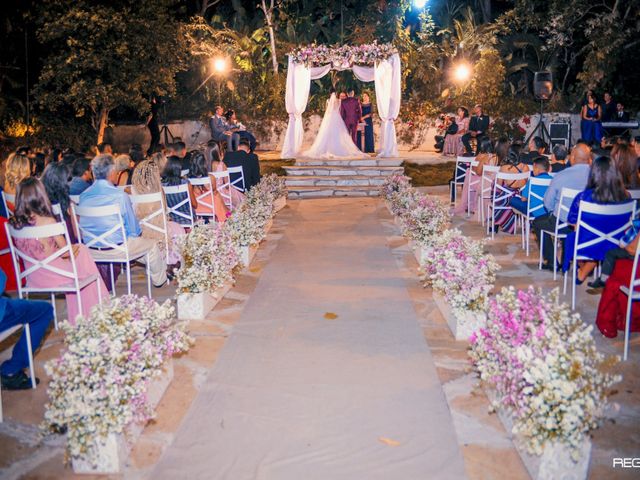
[258,173,288,200]
[421,228,500,314]
[224,183,275,248]
[469,287,620,460]
[399,194,450,247]
[177,223,239,294]
[42,295,192,465]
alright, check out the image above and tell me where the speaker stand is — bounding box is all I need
[525,101,551,145]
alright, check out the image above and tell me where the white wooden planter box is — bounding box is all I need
[72,360,174,474]
[238,244,258,268]
[408,241,433,266]
[485,389,591,480]
[432,291,486,341]
[273,196,287,213]
[176,283,232,320]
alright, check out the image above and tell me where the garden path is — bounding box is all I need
[153,198,466,479]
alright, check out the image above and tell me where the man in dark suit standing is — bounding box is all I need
[340,89,362,147]
[462,104,490,156]
[223,138,261,190]
[601,92,617,123]
[609,101,631,136]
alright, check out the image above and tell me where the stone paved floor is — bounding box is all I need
[0,195,638,479]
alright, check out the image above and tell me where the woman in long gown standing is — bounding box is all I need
[580,93,603,144]
[358,92,375,153]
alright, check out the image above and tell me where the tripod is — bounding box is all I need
[159,102,175,145]
[525,100,551,145]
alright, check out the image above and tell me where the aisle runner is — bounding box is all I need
[154,199,466,480]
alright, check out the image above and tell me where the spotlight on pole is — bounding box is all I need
[453,63,472,83]
[414,0,427,8]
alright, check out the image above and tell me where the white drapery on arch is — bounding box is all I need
[281,53,401,159]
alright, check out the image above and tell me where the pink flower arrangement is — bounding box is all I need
[289,42,398,67]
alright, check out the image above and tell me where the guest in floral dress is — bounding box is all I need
[10,177,108,323]
[443,107,469,156]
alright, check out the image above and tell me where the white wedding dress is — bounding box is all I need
[302,93,368,159]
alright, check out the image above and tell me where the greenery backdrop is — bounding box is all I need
[1,0,638,149]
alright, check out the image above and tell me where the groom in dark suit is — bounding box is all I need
[340,89,362,147]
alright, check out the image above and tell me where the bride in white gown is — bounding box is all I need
[302,92,368,159]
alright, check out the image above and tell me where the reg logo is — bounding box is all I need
[613,458,640,468]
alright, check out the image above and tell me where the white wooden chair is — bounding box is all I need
[227,166,246,192]
[2,191,15,217]
[512,176,552,256]
[70,195,80,205]
[538,188,581,280]
[0,323,36,420]
[5,221,103,329]
[73,204,153,297]
[566,201,635,309]
[210,171,233,211]
[180,169,190,178]
[188,177,216,221]
[465,160,480,218]
[620,242,640,361]
[486,171,530,239]
[129,192,170,261]
[450,156,475,205]
[476,165,500,225]
[162,184,195,229]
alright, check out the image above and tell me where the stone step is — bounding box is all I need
[284,165,403,177]
[285,175,390,187]
[293,158,404,167]
[287,185,381,198]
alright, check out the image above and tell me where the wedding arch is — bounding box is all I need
[281,43,402,159]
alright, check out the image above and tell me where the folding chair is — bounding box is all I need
[513,176,552,256]
[73,204,153,297]
[449,156,475,205]
[180,169,189,178]
[566,200,635,310]
[486,171,530,239]
[129,192,170,262]
[210,171,233,211]
[2,191,15,216]
[0,322,36,420]
[539,188,581,280]
[162,184,195,229]
[476,165,500,225]
[620,242,640,360]
[465,160,480,218]
[70,195,80,205]
[227,166,246,192]
[188,177,216,220]
[5,221,103,328]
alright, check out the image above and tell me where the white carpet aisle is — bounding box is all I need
[153,198,466,480]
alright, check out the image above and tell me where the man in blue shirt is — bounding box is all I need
[79,154,167,287]
[68,158,93,195]
[510,156,553,216]
[0,269,53,390]
[532,143,592,269]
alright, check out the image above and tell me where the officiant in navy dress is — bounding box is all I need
[357,92,375,153]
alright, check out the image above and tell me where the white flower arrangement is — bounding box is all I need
[42,296,192,465]
[421,229,500,314]
[469,287,620,460]
[398,194,450,247]
[258,173,288,200]
[177,223,239,294]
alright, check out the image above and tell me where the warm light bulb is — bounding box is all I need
[414,0,427,8]
[454,63,471,82]
[213,57,228,73]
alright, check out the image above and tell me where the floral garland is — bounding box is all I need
[289,42,398,67]
[469,287,620,459]
[177,223,239,294]
[42,296,192,464]
[421,228,500,314]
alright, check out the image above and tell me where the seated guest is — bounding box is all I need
[162,156,197,226]
[510,156,552,216]
[492,144,528,234]
[11,177,109,322]
[189,150,228,222]
[595,220,640,337]
[41,162,76,242]
[225,110,257,152]
[32,152,46,177]
[612,143,639,190]
[521,136,548,165]
[443,107,469,156]
[562,156,631,282]
[209,106,239,152]
[96,142,112,155]
[114,154,133,187]
[549,144,569,172]
[433,113,448,153]
[453,137,497,216]
[210,144,244,209]
[69,158,93,195]
[533,143,592,270]
[223,138,261,191]
[0,268,53,389]
[79,155,167,288]
[4,151,32,197]
[462,104,490,156]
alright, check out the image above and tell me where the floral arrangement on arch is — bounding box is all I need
[177,223,239,294]
[289,42,398,67]
[421,229,500,314]
[399,194,450,247]
[42,295,192,464]
[469,287,620,460]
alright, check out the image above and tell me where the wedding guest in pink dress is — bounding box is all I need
[211,144,245,211]
[454,137,498,215]
[443,107,470,156]
[9,177,108,324]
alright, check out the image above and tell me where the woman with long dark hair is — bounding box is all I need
[210,143,245,209]
[443,107,470,156]
[189,150,228,222]
[580,93,603,144]
[454,136,497,216]
[162,156,197,226]
[563,156,631,282]
[611,143,639,190]
[10,177,108,322]
[41,162,76,242]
